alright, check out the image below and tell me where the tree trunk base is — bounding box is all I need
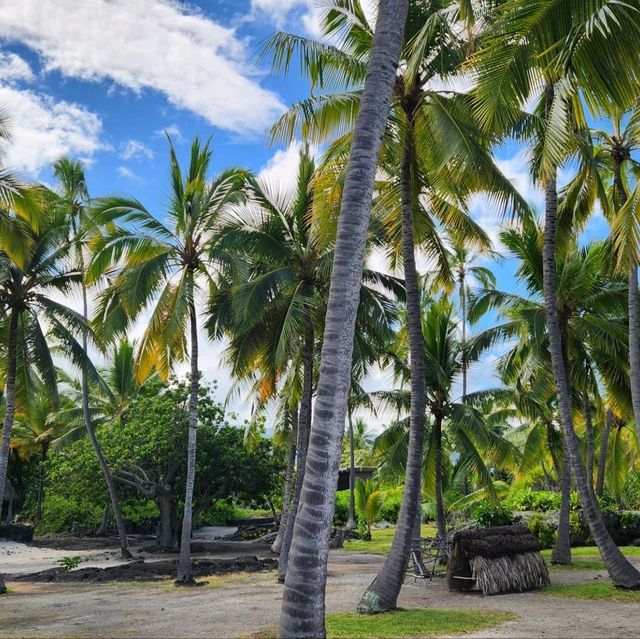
[121,548,133,560]
[0,576,6,595]
[550,545,572,565]
[174,577,204,587]
[357,580,395,614]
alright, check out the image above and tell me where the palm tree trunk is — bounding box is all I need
[347,406,357,530]
[0,310,19,510]
[176,297,200,583]
[272,410,298,554]
[596,409,612,497]
[542,83,640,587]
[278,324,313,582]
[612,158,640,446]
[358,102,426,614]
[433,413,447,542]
[582,391,595,496]
[278,2,408,633]
[551,450,572,564]
[77,244,130,557]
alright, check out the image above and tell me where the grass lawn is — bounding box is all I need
[343,525,438,555]
[541,545,640,570]
[325,608,517,638]
[542,582,640,601]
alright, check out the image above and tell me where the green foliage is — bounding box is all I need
[378,488,403,524]
[623,471,640,509]
[35,494,103,535]
[471,502,514,527]
[528,514,557,549]
[505,488,561,512]
[543,583,640,602]
[354,478,383,539]
[196,498,241,526]
[57,556,82,573]
[333,490,350,527]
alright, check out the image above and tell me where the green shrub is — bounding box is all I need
[196,498,241,526]
[528,513,557,549]
[334,490,350,526]
[472,502,514,527]
[36,494,102,534]
[121,499,159,525]
[623,471,640,509]
[506,488,561,512]
[379,489,403,523]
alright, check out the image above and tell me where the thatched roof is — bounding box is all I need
[448,525,549,596]
[452,525,541,559]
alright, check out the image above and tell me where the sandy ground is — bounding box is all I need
[2,546,640,638]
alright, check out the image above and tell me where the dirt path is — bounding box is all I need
[2,551,640,638]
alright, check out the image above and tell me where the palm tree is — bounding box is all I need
[276,0,409,634]
[0,206,95,522]
[90,137,247,584]
[474,0,640,587]
[266,0,525,613]
[354,478,383,539]
[51,157,131,558]
[212,147,398,580]
[11,386,75,526]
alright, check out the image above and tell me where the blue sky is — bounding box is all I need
[0,0,612,429]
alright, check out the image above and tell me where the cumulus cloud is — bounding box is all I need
[0,52,34,84]
[117,166,140,182]
[154,124,184,143]
[257,142,310,193]
[0,0,286,135]
[120,139,154,161]
[0,86,105,174]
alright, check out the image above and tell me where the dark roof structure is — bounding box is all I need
[448,525,550,595]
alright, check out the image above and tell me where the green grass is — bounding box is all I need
[325,608,518,638]
[343,525,438,555]
[542,582,640,602]
[540,545,640,570]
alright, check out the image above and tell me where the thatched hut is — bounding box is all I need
[448,525,549,596]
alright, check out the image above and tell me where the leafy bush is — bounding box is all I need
[623,471,640,509]
[196,498,242,526]
[528,513,557,549]
[57,556,82,572]
[506,488,561,512]
[36,494,103,535]
[472,502,514,527]
[379,488,403,523]
[334,490,350,526]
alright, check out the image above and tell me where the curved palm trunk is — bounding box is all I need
[278,324,313,582]
[358,104,426,613]
[278,3,408,633]
[582,391,595,496]
[0,310,19,512]
[596,409,612,497]
[613,160,640,446]
[272,411,297,553]
[96,502,111,536]
[77,246,130,557]
[176,298,200,583]
[542,85,640,587]
[347,407,357,530]
[551,450,572,564]
[460,277,470,496]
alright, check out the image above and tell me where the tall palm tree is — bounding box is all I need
[266,0,525,613]
[276,0,410,634]
[0,207,94,520]
[11,385,74,526]
[211,148,398,579]
[51,158,131,558]
[89,137,247,584]
[474,0,640,587]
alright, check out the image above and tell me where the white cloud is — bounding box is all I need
[155,124,184,143]
[251,0,314,28]
[117,166,140,182]
[0,0,286,135]
[0,52,33,84]
[0,86,105,174]
[258,142,310,194]
[120,139,154,161]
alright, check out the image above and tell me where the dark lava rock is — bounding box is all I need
[0,523,33,543]
[10,555,277,583]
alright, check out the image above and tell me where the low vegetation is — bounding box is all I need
[542,583,640,602]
